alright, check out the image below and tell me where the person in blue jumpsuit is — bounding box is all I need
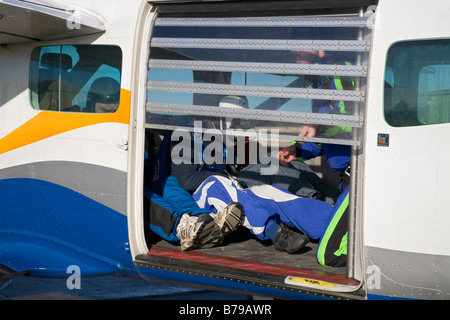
[278,50,354,191]
[192,175,334,243]
[276,50,355,266]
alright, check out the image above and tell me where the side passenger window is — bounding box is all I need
[29,45,122,113]
[384,40,450,127]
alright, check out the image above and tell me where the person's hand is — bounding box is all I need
[278,145,297,167]
[299,124,318,137]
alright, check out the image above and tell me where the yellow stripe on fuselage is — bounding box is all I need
[0,89,130,155]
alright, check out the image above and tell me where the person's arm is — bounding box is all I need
[278,144,302,167]
[298,124,318,137]
[299,142,324,160]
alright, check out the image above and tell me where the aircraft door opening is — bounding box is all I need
[131,1,376,299]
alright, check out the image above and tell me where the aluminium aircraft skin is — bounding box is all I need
[1,0,450,300]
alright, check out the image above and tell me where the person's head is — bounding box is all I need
[88,77,120,113]
[291,50,325,64]
[219,95,251,130]
[219,95,249,110]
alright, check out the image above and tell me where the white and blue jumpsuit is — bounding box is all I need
[192,175,334,241]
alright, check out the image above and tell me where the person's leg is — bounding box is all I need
[247,184,333,240]
[193,175,270,240]
[163,175,211,215]
[274,192,333,240]
[266,222,310,254]
[194,176,312,254]
[145,177,220,249]
[253,185,334,254]
[160,175,244,250]
[145,190,185,242]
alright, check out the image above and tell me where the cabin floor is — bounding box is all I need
[145,226,346,275]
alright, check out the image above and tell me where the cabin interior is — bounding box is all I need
[143,127,345,274]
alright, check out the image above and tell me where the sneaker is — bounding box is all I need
[215,202,244,236]
[207,202,244,248]
[175,202,244,251]
[176,213,218,251]
[273,224,310,254]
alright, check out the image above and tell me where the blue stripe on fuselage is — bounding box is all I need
[0,178,134,277]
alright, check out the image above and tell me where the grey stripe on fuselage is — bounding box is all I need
[365,246,450,299]
[1,161,127,215]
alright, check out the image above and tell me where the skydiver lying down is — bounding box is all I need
[192,175,336,253]
[144,111,340,253]
[145,172,341,255]
[145,131,337,253]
